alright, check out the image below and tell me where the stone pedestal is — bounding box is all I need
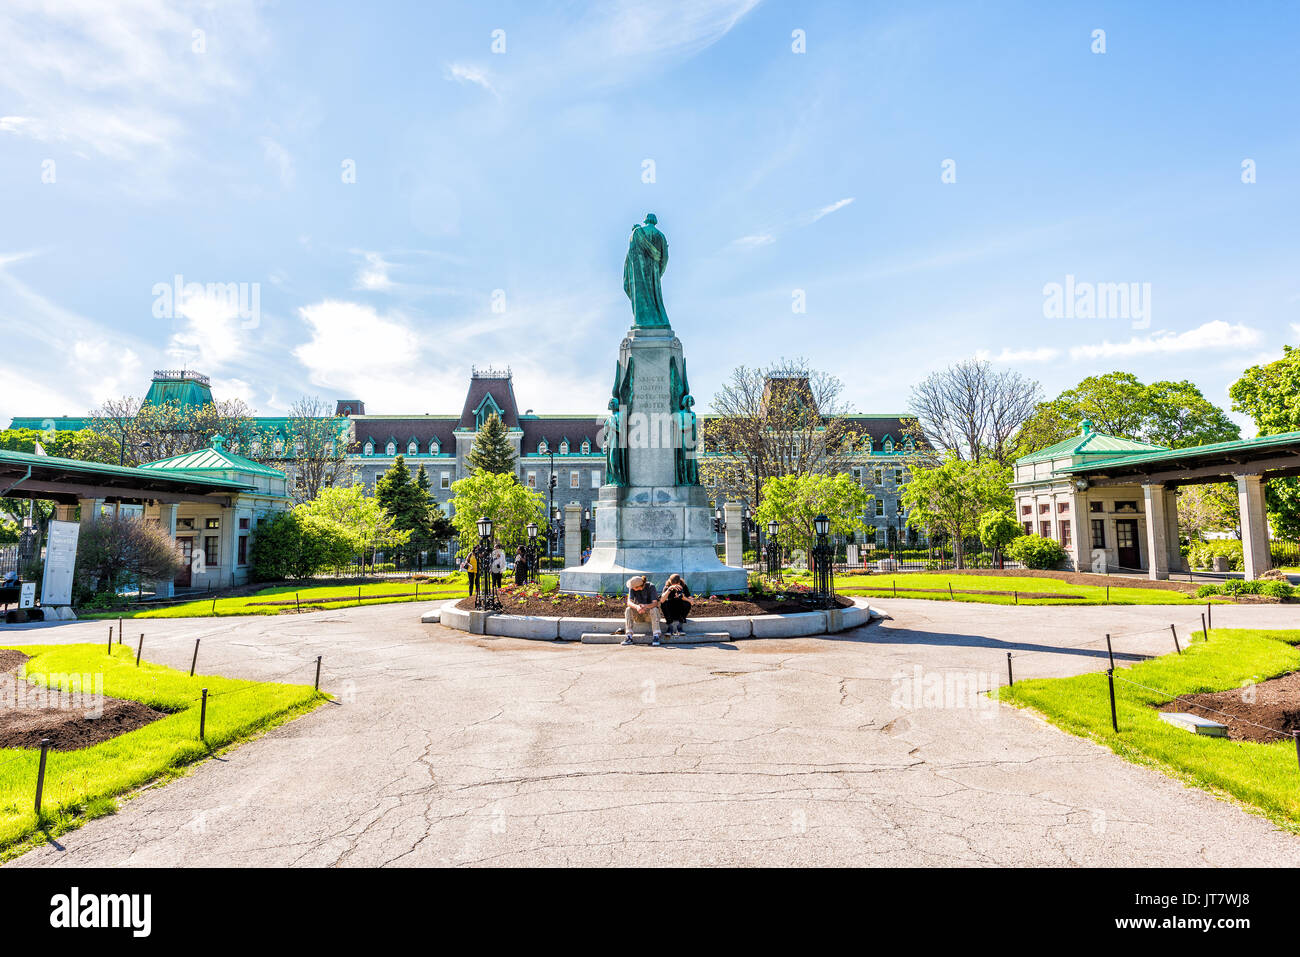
[1236,474,1272,580]
[724,501,743,567]
[558,323,747,596]
[564,502,583,568]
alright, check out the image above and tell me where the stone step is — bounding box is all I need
[580,632,733,645]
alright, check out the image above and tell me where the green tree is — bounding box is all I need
[249,511,356,581]
[978,508,1023,565]
[465,412,517,475]
[752,472,872,556]
[0,428,118,534]
[1015,372,1239,453]
[447,470,544,556]
[1229,345,1300,537]
[297,485,408,569]
[901,454,1013,568]
[376,457,454,565]
[1177,483,1240,541]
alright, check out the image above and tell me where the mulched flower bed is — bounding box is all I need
[1156,671,1300,743]
[455,593,853,618]
[0,650,168,751]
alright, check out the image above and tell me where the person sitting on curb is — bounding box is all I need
[660,573,692,636]
[619,575,664,646]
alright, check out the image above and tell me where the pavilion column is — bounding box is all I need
[563,502,583,568]
[77,498,106,535]
[1164,487,1185,573]
[155,503,177,599]
[1142,483,1171,580]
[1236,474,1272,581]
[1068,488,1090,572]
[724,501,743,568]
[53,504,77,522]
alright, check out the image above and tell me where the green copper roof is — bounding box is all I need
[0,448,255,491]
[7,416,91,431]
[1061,430,1300,474]
[140,437,286,479]
[144,370,214,410]
[1018,427,1166,465]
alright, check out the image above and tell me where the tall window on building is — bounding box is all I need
[1040,521,1051,537]
[591,469,601,488]
[875,499,885,517]
[893,469,902,484]
[852,467,862,483]
[569,471,580,489]
[526,471,537,488]
[440,471,451,490]
[873,468,883,485]
[204,534,219,568]
[1060,520,1071,548]
[1091,519,1105,549]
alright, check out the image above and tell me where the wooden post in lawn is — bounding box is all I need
[107,627,112,654]
[136,633,143,667]
[1170,623,1181,655]
[1107,670,1119,732]
[199,689,208,740]
[34,738,50,815]
[1207,602,1212,630]
[117,617,122,643]
[1201,612,1208,641]
[1105,633,1114,671]
[190,638,200,677]
[295,593,300,614]
[948,582,954,600]
[315,655,322,691]
[1006,653,1014,687]
[1106,585,1109,602]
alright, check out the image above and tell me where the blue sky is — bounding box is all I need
[2,0,1297,432]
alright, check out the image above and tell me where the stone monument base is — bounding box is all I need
[558,484,749,596]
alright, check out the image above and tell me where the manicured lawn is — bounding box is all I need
[84,575,472,619]
[997,628,1300,830]
[0,643,326,857]
[834,572,1204,605]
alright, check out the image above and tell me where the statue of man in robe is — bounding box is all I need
[623,213,670,327]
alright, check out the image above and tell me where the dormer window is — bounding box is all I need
[580,439,590,454]
[538,440,548,454]
[273,438,284,455]
[430,439,440,454]
[251,440,262,456]
[559,440,569,455]
[386,441,396,456]
[408,441,418,455]
[883,436,894,454]
[364,441,374,456]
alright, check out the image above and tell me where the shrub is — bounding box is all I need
[1186,539,1244,571]
[1195,583,1224,598]
[1260,580,1294,599]
[1222,578,1263,596]
[249,511,355,581]
[1006,534,1066,570]
[74,514,184,598]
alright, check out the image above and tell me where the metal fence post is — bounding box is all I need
[190,638,200,677]
[1170,623,1181,655]
[199,689,208,740]
[1107,669,1119,732]
[136,633,143,667]
[34,738,50,815]
[314,656,322,691]
[1006,652,1014,687]
[1105,633,1114,671]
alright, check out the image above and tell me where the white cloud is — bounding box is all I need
[732,233,776,248]
[810,197,854,221]
[167,284,255,369]
[0,0,267,168]
[1068,320,1260,360]
[353,251,394,292]
[261,137,295,188]
[446,63,498,97]
[293,300,429,409]
[1290,322,1300,338]
[975,347,1061,363]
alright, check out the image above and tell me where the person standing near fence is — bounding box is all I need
[464,552,477,597]
[490,545,506,589]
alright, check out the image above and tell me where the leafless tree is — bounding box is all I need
[700,357,855,506]
[282,396,353,503]
[88,396,260,465]
[907,360,1041,465]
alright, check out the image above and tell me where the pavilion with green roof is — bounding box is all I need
[1012,421,1300,580]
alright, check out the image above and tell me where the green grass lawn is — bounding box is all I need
[0,642,327,857]
[997,628,1300,830]
[84,575,472,619]
[833,572,1204,605]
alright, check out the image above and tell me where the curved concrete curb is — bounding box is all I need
[427,597,880,642]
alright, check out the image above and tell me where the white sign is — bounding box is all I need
[19,582,35,608]
[41,519,80,606]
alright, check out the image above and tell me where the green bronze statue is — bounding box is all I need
[670,357,700,486]
[623,213,670,327]
[603,357,633,486]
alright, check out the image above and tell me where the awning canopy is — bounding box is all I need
[0,449,255,506]
[1060,431,1300,487]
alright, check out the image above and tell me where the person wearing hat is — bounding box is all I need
[621,575,664,646]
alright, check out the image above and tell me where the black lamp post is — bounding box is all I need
[765,519,782,579]
[810,513,835,608]
[525,521,539,584]
[473,516,501,611]
[548,505,564,568]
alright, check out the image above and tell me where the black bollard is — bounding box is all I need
[1107,669,1119,732]
[1171,623,1181,655]
[190,638,200,677]
[1006,652,1014,687]
[136,633,143,667]
[199,688,208,740]
[314,655,322,691]
[1201,612,1208,642]
[1105,633,1114,671]
[34,738,50,815]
